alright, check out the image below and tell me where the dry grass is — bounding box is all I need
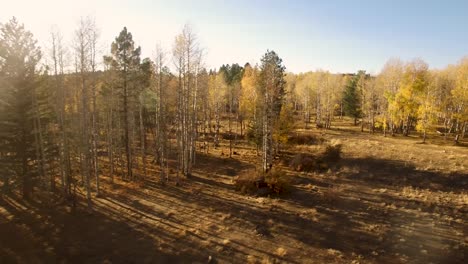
[322,185,342,202]
[275,247,287,257]
[300,208,320,222]
[327,248,344,258]
[246,255,257,264]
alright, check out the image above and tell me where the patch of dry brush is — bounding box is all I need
[289,141,343,172]
[234,169,292,196]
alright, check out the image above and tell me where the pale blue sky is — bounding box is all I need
[1,0,467,73]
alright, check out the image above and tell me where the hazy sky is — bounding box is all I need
[1,0,467,74]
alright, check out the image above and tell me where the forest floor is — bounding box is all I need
[1,119,467,264]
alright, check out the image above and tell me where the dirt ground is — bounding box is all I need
[1,119,467,264]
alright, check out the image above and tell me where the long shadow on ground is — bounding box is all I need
[0,193,200,264]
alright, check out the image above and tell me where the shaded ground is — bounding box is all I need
[1,120,467,263]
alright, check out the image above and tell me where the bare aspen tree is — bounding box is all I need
[315,74,323,128]
[172,24,201,177]
[50,27,72,196]
[32,84,47,190]
[191,50,203,165]
[87,18,100,196]
[154,45,169,181]
[73,17,92,210]
[137,58,152,180]
[138,93,146,178]
[102,58,115,183]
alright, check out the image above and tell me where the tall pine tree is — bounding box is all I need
[0,18,42,198]
[106,27,141,181]
[258,50,286,173]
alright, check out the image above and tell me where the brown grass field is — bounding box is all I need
[1,118,467,264]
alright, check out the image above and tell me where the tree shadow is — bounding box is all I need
[338,157,468,193]
[194,152,255,177]
[178,153,466,263]
[0,193,202,264]
[1,150,465,263]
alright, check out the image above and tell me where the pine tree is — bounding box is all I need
[107,27,141,181]
[0,17,42,198]
[343,71,363,125]
[258,50,286,173]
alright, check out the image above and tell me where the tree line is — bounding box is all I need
[1,17,466,208]
[290,58,467,142]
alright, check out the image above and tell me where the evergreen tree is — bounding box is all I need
[258,50,286,173]
[343,71,363,125]
[107,27,141,181]
[0,17,42,197]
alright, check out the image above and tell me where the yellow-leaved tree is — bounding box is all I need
[452,57,468,140]
[239,63,259,134]
[416,71,438,142]
[393,59,429,136]
[380,58,404,136]
[208,71,227,147]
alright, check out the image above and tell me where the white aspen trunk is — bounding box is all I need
[139,94,147,178]
[79,62,92,210]
[316,87,322,127]
[262,87,269,173]
[155,50,167,182]
[461,121,466,139]
[75,20,92,210]
[33,74,47,193]
[51,32,67,195]
[123,60,133,180]
[59,40,71,196]
[108,106,114,184]
[91,63,99,196]
[176,57,183,182]
[215,101,220,147]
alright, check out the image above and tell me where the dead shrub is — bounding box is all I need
[234,168,291,196]
[322,186,341,202]
[264,169,291,194]
[234,171,261,194]
[289,153,318,172]
[321,140,342,163]
[289,141,342,172]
